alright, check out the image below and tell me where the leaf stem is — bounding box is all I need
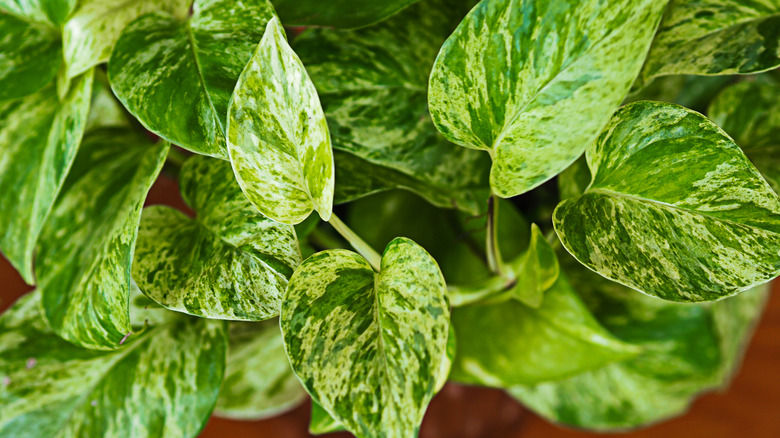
[486,195,504,275]
[328,214,382,271]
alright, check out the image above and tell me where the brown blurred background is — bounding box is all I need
[2,175,779,438]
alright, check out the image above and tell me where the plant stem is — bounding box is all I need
[328,214,382,271]
[485,194,504,276]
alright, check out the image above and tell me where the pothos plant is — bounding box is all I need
[1,0,780,436]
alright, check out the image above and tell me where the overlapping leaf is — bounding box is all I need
[638,0,780,85]
[133,155,301,321]
[428,0,668,197]
[228,17,334,225]
[0,72,92,285]
[281,239,449,438]
[108,0,277,158]
[273,0,420,28]
[0,292,227,437]
[554,101,780,302]
[36,128,167,350]
[293,0,490,215]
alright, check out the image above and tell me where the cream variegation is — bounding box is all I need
[228,17,334,225]
[428,0,668,197]
[281,239,450,438]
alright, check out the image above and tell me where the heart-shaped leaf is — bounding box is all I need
[0,71,92,285]
[281,238,450,438]
[554,101,780,302]
[228,17,334,225]
[428,0,668,197]
[108,0,277,158]
[133,155,302,321]
[272,0,420,29]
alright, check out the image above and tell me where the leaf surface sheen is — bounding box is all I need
[272,0,420,29]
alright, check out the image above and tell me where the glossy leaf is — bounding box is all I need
[709,80,780,193]
[35,128,167,350]
[638,0,780,85]
[108,0,277,158]
[133,155,301,321]
[273,0,420,28]
[0,0,76,26]
[228,17,334,225]
[507,224,560,308]
[215,320,306,419]
[0,72,93,284]
[281,239,450,438]
[554,101,780,302]
[429,0,668,197]
[294,0,490,215]
[63,0,189,79]
[0,292,228,437]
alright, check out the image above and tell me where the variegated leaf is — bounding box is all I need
[215,320,306,419]
[36,128,168,350]
[0,71,92,285]
[273,0,419,28]
[108,0,277,158]
[133,155,301,321]
[0,291,228,437]
[293,0,490,215]
[637,0,780,86]
[62,0,190,79]
[509,252,769,430]
[0,0,76,26]
[281,239,450,438]
[428,0,668,197]
[554,101,780,302]
[228,17,334,225]
[709,80,780,193]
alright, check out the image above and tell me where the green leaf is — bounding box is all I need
[85,73,131,131]
[35,128,167,350]
[294,0,490,215]
[709,80,780,193]
[133,155,302,321]
[108,0,277,158]
[215,320,307,420]
[228,17,334,225]
[281,238,450,438]
[554,101,780,302]
[273,0,420,29]
[0,0,77,26]
[0,292,228,437]
[637,0,780,85]
[0,71,93,285]
[557,156,590,201]
[506,224,559,308]
[62,0,190,79]
[509,253,769,430]
[428,0,668,197]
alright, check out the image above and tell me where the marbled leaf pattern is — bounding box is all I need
[0,71,92,285]
[281,239,450,438]
[108,0,277,158]
[0,292,227,438]
[429,0,668,197]
[228,17,334,225]
[132,155,301,321]
[36,128,168,350]
[273,0,419,29]
[554,101,780,302]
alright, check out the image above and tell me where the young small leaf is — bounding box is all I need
[228,17,334,225]
[273,0,420,29]
[554,101,780,302]
[133,156,302,321]
[281,239,450,438]
[507,224,560,308]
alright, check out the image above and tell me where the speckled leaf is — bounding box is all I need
[108,0,277,158]
[709,80,780,193]
[0,292,227,438]
[133,155,301,321]
[509,252,768,430]
[35,128,168,350]
[294,0,489,215]
[0,0,76,26]
[507,224,560,308]
[215,320,306,420]
[0,71,92,285]
[228,17,334,225]
[273,0,419,28]
[281,238,450,438]
[637,0,780,86]
[63,0,189,79]
[554,101,780,302]
[429,0,668,197]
